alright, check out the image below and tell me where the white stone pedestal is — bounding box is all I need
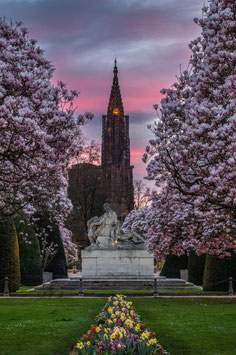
[82,248,154,279]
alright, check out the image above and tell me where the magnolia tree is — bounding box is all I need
[141,0,236,257]
[144,188,235,258]
[59,226,76,262]
[0,19,93,224]
[40,234,58,272]
[122,206,149,238]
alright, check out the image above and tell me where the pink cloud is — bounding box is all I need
[0,0,204,187]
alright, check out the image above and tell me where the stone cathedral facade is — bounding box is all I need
[101,59,134,220]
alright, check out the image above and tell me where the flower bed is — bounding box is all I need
[70,294,169,354]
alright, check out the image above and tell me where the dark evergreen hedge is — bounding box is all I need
[188,249,206,286]
[160,253,188,278]
[203,252,236,292]
[0,217,20,292]
[14,215,42,286]
[35,212,67,279]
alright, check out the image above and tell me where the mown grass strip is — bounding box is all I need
[0,298,235,355]
[132,298,236,355]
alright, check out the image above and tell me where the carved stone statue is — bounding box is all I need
[112,222,144,244]
[87,216,100,245]
[87,203,117,247]
[87,204,144,248]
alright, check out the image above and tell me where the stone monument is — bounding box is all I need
[82,204,154,288]
[35,204,199,291]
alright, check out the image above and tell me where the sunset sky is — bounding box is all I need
[1,0,203,183]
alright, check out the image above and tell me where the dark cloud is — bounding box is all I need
[1,0,202,47]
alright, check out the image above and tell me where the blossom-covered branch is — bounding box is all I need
[142,0,236,256]
[0,19,93,223]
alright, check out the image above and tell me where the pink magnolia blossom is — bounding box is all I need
[59,226,77,261]
[142,0,236,257]
[122,206,149,237]
[0,19,93,223]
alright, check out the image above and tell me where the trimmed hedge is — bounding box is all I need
[35,212,67,279]
[203,252,236,291]
[160,253,188,278]
[0,217,20,292]
[188,249,206,286]
[14,215,42,286]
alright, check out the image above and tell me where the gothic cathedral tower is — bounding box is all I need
[102,59,134,220]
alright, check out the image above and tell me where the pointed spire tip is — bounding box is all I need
[113,58,118,75]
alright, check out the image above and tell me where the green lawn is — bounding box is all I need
[132,298,236,355]
[0,298,105,355]
[12,286,225,295]
[0,297,235,355]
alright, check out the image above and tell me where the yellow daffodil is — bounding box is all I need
[76,342,83,349]
[141,331,151,340]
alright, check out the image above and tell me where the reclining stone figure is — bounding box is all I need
[87,204,144,248]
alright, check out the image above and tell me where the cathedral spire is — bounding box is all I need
[108,58,124,116]
[101,60,134,217]
[114,57,118,74]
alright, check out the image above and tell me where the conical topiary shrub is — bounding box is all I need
[0,217,20,292]
[188,249,206,286]
[203,252,236,292]
[160,253,188,278]
[14,215,43,286]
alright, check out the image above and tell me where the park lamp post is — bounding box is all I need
[78,276,84,297]
[228,277,234,296]
[4,277,9,297]
[153,275,158,297]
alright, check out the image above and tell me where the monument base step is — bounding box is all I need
[34,277,200,291]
